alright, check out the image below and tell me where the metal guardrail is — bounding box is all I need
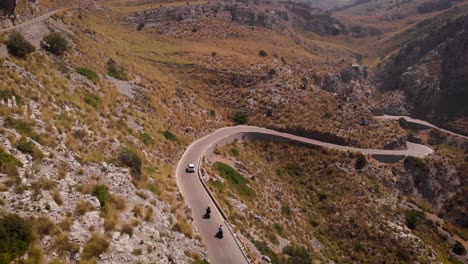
[196,157,254,264]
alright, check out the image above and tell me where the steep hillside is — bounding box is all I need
[206,141,467,263]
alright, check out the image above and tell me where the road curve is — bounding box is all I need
[375,115,468,140]
[0,8,68,34]
[176,125,434,263]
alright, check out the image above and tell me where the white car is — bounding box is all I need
[186,163,196,173]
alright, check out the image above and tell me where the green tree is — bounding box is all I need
[233,111,248,125]
[42,32,68,56]
[5,32,35,58]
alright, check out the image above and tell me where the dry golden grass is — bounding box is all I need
[75,200,95,216]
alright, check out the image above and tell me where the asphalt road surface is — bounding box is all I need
[376,115,468,140]
[176,125,434,263]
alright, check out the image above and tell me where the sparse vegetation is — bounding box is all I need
[283,244,312,264]
[76,67,99,82]
[5,32,35,58]
[84,92,101,108]
[107,58,128,80]
[82,234,110,260]
[213,162,255,198]
[0,147,23,176]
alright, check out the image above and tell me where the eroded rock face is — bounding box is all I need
[377,14,468,122]
[313,64,375,100]
[125,0,352,36]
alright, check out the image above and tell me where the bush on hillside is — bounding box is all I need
[259,50,268,57]
[76,67,99,82]
[0,214,32,263]
[107,58,128,80]
[5,32,35,58]
[117,147,142,177]
[0,148,23,176]
[92,185,110,207]
[355,154,367,170]
[282,244,312,264]
[0,89,21,105]
[453,241,466,255]
[233,111,248,125]
[404,209,420,230]
[83,92,101,108]
[398,117,408,129]
[41,32,68,56]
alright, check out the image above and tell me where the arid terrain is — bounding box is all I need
[0,0,466,263]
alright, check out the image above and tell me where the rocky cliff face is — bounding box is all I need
[377,14,468,125]
[126,0,373,37]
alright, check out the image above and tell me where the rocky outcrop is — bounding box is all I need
[126,0,355,37]
[377,14,468,123]
[398,155,465,227]
[313,64,375,100]
[285,1,347,36]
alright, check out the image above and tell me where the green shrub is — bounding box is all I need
[252,240,287,264]
[282,244,312,264]
[213,162,255,198]
[449,256,464,264]
[107,58,128,80]
[0,89,21,105]
[233,111,248,125]
[162,130,177,141]
[285,163,302,177]
[0,148,23,176]
[15,138,34,155]
[93,185,110,207]
[318,191,328,201]
[118,147,142,176]
[5,32,35,58]
[15,138,43,161]
[259,50,268,57]
[281,204,292,216]
[230,147,239,157]
[42,32,68,56]
[0,214,32,263]
[4,117,40,142]
[139,132,153,145]
[355,154,367,170]
[83,93,101,108]
[404,209,420,230]
[76,67,99,82]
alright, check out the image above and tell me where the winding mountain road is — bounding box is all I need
[376,115,468,140]
[176,125,435,263]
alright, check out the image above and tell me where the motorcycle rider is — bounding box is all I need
[205,206,211,218]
